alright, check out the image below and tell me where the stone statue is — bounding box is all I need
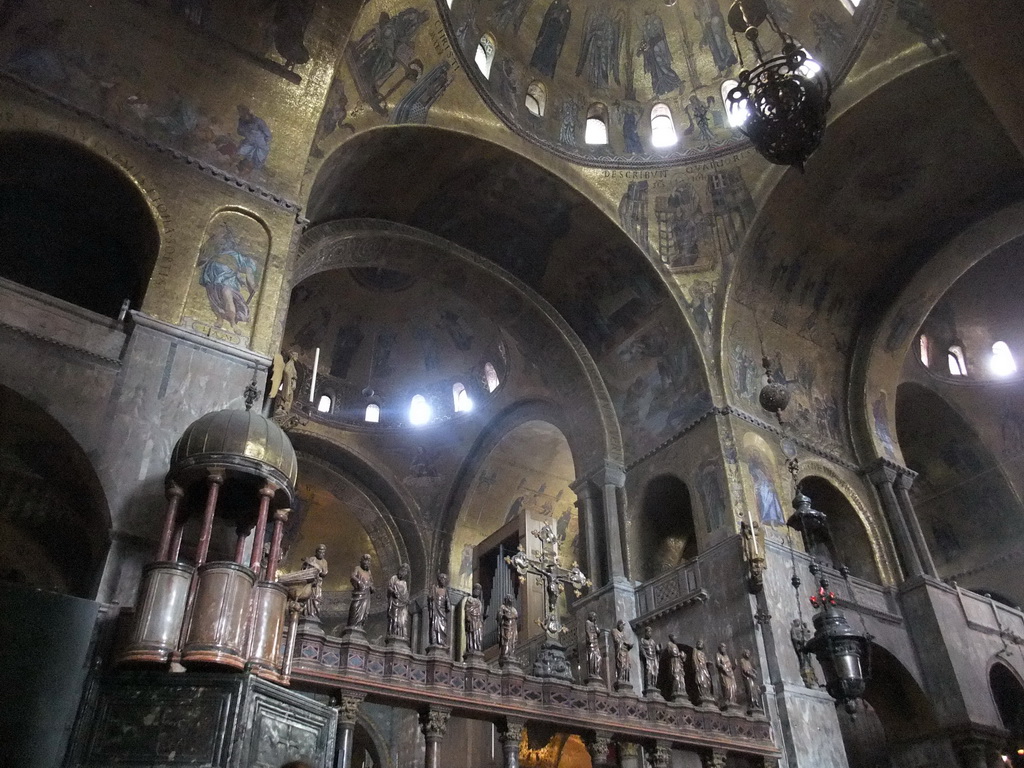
[668,634,688,702]
[639,626,661,696]
[464,583,485,656]
[347,553,374,631]
[427,572,452,648]
[584,612,602,681]
[386,563,411,642]
[791,619,819,688]
[739,649,761,713]
[717,643,737,708]
[274,349,298,416]
[498,593,519,663]
[297,544,328,619]
[612,620,634,688]
[692,639,714,704]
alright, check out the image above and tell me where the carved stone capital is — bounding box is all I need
[498,718,524,749]
[420,707,451,741]
[651,742,672,768]
[273,507,291,523]
[701,749,728,768]
[584,732,613,765]
[619,742,640,758]
[333,692,364,725]
[866,458,900,486]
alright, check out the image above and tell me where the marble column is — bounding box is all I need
[195,470,225,566]
[618,741,641,768]
[651,741,671,768]
[156,481,184,561]
[333,693,363,768]
[585,732,613,768]
[602,476,628,581]
[249,481,277,573]
[701,749,728,768]
[420,706,450,768]
[893,470,938,578]
[572,479,604,586]
[266,508,290,582]
[498,718,524,768]
[867,461,922,578]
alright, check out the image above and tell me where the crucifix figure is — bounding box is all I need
[505,521,590,680]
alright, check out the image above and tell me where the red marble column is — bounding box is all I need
[194,471,224,566]
[156,482,184,561]
[249,482,277,574]
[266,508,290,582]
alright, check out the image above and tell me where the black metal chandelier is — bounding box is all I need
[803,570,871,714]
[724,0,832,170]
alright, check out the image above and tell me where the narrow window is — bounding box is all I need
[838,0,861,15]
[918,334,930,367]
[453,382,472,412]
[365,403,381,423]
[525,81,546,117]
[316,394,332,413]
[721,79,748,128]
[475,34,495,79]
[947,345,967,376]
[650,103,677,148]
[991,341,1017,377]
[484,362,500,392]
[584,103,609,145]
[409,394,432,425]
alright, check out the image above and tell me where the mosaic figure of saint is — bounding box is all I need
[693,0,737,74]
[234,105,272,173]
[749,454,785,525]
[494,0,534,34]
[637,10,682,96]
[576,5,622,88]
[197,226,260,330]
[530,0,572,79]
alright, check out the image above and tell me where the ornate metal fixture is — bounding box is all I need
[506,522,590,680]
[802,568,871,714]
[758,355,791,420]
[725,0,832,169]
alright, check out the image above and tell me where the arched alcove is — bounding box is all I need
[991,663,1024,753]
[799,476,880,583]
[0,386,110,598]
[896,382,1024,603]
[637,474,697,582]
[0,132,159,316]
[837,644,937,768]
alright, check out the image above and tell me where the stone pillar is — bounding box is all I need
[420,706,450,768]
[195,470,225,566]
[602,467,628,581]
[249,481,276,573]
[572,479,604,586]
[333,693,363,768]
[867,461,922,579]
[618,741,641,768]
[156,482,184,561]
[701,749,727,768]
[498,718,524,768]
[266,508,289,582]
[650,741,671,768]
[893,470,938,578]
[585,732,613,768]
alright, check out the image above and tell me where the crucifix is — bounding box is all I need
[505,521,590,679]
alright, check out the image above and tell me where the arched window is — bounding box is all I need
[453,382,472,412]
[475,34,496,78]
[484,362,500,392]
[650,103,677,148]
[918,334,930,367]
[838,0,861,14]
[316,394,332,413]
[991,341,1017,377]
[947,345,967,376]
[584,103,609,145]
[525,81,546,117]
[364,403,381,423]
[409,394,432,425]
[721,79,748,127]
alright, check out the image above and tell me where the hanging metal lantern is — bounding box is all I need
[758,355,791,417]
[725,0,832,170]
[802,575,871,714]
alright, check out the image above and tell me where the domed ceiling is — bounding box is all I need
[439,0,881,167]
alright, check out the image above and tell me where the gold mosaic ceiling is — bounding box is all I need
[440,0,880,166]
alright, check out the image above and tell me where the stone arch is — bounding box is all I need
[634,474,698,582]
[0,384,112,598]
[796,460,899,585]
[990,661,1024,749]
[0,130,161,317]
[285,432,428,589]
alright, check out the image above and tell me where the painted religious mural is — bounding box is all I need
[0,0,337,198]
[182,210,270,347]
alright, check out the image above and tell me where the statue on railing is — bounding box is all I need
[717,643,737,709]
[427,572,452,649]
[280,544,328,620]
[739,649,762,714]
[387,563,411,643]
[612,620,634,690]
[790,618,819,688]
[692,638,714,704]
[584,612,603,683]
[346,553,374,632]
[667,634,688,702]
[464,583,485,657]
[639,626,661,697]
[498,593,519,664]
